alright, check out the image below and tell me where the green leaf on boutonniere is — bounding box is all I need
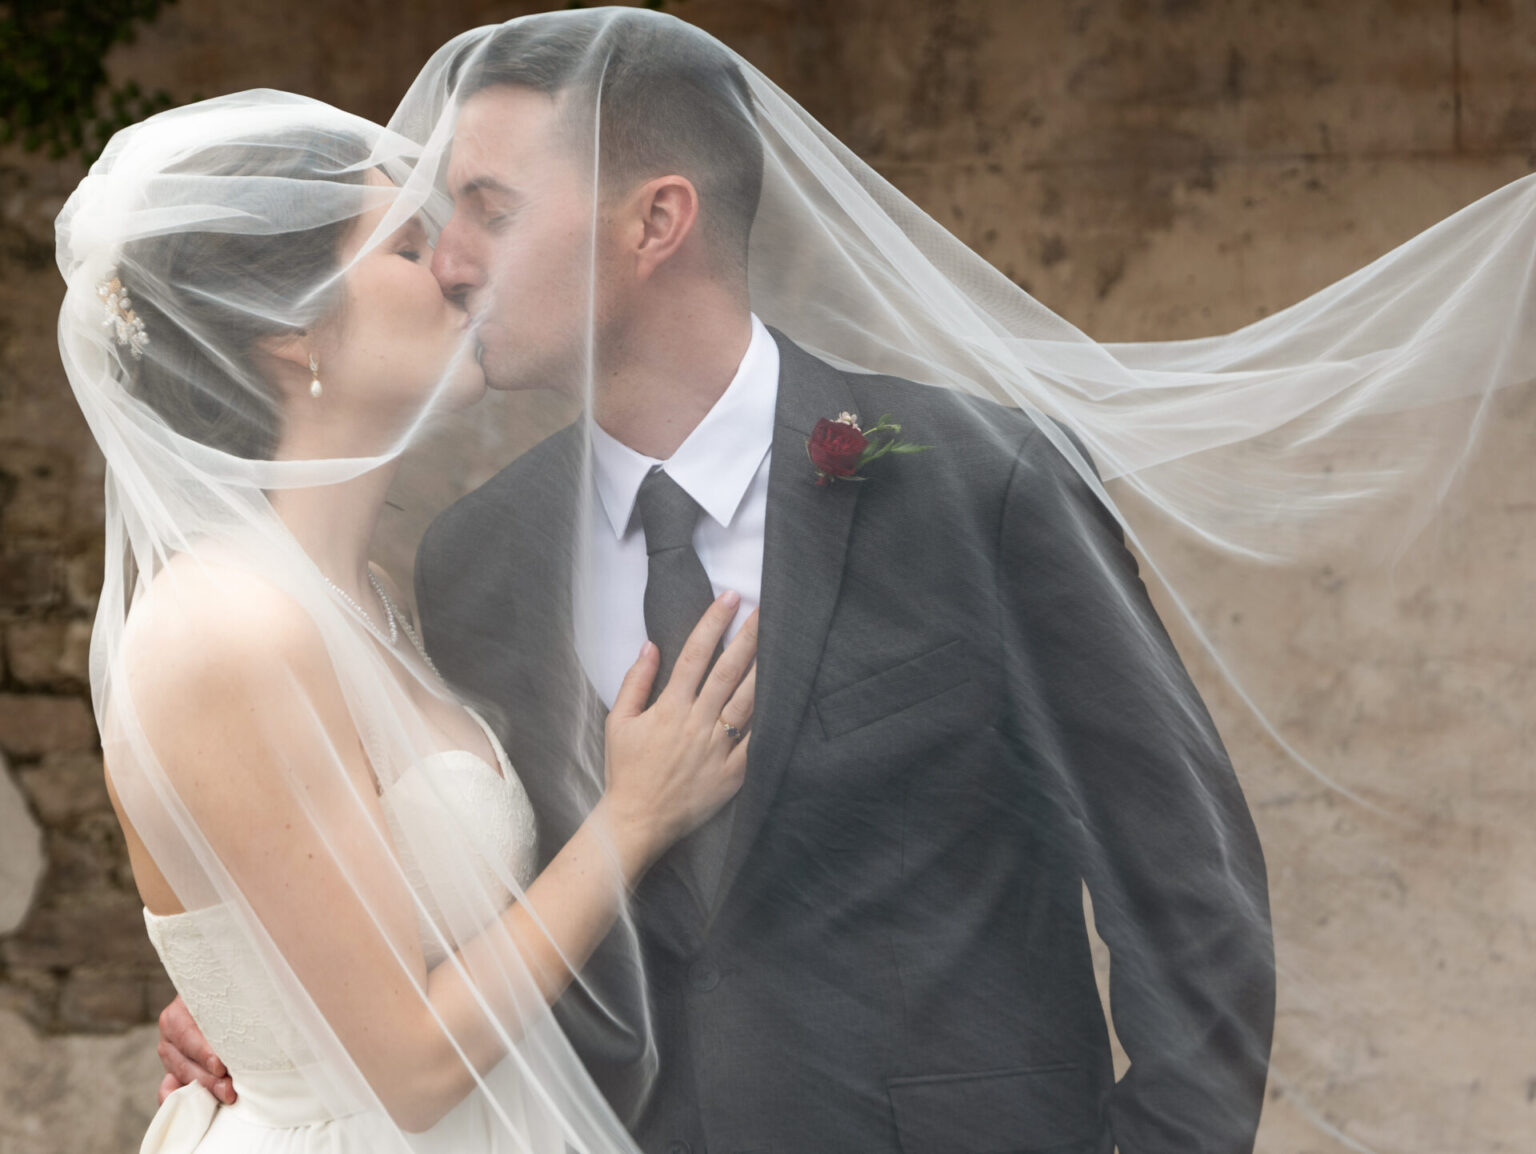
[853,418,931,473]
[808,410,931,485]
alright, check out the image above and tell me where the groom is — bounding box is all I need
[162,13,1276,1152]
[416,14,1275,1154]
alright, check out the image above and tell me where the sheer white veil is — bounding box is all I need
[389,9,1531,1151]
[56,6,1533,1152]
[57,90,650,1151]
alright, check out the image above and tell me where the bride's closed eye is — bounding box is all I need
[390,217,429,262]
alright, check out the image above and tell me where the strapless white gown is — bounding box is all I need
[139,712,541,1154]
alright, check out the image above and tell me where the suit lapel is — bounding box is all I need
[707,330,860,921]
[499,422,715,946]
[493,424,601,840]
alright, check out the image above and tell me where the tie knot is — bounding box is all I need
[636,468,703,555]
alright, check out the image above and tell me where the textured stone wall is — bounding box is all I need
[0,2,1531,1151]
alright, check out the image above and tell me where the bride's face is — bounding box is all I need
[301,173,486,450]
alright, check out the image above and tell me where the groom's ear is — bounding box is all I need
[629,175,700,282]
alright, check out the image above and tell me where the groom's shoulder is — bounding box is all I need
[821,359,1107,538]
[844,369,1026,430]
[420,423,581,558]
[835,365,1072,474]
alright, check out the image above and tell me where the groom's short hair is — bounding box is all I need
[451,11,764,276]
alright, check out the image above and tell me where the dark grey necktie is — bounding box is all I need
[636,467,717,702]
[634,466,733,905]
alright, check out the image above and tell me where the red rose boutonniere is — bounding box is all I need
[806,411,931,486]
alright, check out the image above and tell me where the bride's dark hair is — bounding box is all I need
[116,128,372,460]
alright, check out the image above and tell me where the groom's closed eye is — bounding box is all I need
[456,176,525,230]
[479,202,520,232]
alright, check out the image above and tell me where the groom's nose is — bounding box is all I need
[431,217,482,304]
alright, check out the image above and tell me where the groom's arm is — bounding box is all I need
[997,423,1275,1154]
[154,995,236,1106]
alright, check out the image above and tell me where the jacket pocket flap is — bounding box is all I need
[887,1063,1099,1153]
[815,639,972,739]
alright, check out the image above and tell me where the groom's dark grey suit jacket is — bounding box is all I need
[415,330,1274,1154]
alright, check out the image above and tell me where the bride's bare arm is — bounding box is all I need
[118,570,755,1132]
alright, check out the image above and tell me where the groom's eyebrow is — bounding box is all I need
[458,176,522,202]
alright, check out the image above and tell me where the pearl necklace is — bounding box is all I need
[324,571,441,679]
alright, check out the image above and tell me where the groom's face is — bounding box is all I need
[433,85,600,396]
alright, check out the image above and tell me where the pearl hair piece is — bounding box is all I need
[97,276,150,359]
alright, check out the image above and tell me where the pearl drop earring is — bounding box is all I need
[308,353,322,399]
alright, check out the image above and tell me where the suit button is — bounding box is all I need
[667,1143,692,1154]
[688,960,721,992]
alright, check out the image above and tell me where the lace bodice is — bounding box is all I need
[143,715,538,1075]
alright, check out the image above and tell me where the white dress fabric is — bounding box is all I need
[139,711,539,1154]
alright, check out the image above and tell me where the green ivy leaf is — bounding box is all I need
[0,0,181,166]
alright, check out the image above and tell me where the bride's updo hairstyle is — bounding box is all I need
[111,128,372,460]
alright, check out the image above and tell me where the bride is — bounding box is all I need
[59,94,750,1151]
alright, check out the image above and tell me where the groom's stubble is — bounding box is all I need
[433,86,758,459]
[433,86,618,402]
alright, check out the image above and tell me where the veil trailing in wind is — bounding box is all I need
[59,7,1531,1153]
[390,13,1531,1151]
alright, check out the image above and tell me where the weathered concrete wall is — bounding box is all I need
[826,0,1536,338]
[1,1,1531,1151]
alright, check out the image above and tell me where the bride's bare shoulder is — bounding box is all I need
[112,557,359,818]
[122,554,331,696]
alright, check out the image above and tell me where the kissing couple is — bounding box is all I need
[76,6,1536,1153]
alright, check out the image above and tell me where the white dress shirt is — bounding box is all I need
[575,315,779,707]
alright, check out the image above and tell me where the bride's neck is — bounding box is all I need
[266,458,400,604]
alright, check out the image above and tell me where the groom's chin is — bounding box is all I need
[484,374,564,396]
[482,356,583,399]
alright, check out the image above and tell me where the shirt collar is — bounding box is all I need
[590,314,779,539]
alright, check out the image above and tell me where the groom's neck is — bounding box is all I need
[592,287,753,461]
